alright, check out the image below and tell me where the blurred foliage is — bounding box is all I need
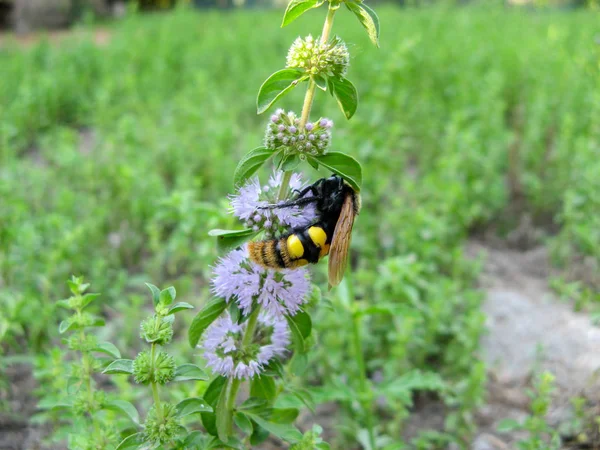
[0,4,598,447]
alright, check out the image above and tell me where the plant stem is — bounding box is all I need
[226,307,261,419]
[279,6,338,201]
[150,343,163,421]
[347,274,376,450]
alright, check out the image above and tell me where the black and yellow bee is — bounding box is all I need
[248,175,360,287]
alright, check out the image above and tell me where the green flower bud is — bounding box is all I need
[133,350,176,385]
[133,350,152,384]
[67,333,98,352]
[144,403,182,445]
[140,315,173,345]
[72,390,106,415]
[264,110,332,156]
[286,35,349,78]
[154,351,176,385]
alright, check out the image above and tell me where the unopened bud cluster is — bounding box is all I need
[265,109,332,156]
[144,403,181,445]
[286,35,349,77]
[133,349,176,385]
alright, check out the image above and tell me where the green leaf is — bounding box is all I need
[281,0,323,27]
[159,286,176,306]
[93,341,121,359]
[145,283,161,306]
[263,359,285,378]
[37,398,74,410]
[245,414,302,443]
[270,408,299,424]
[279,387,315,413]
[313,74,327,91]
[345,1,380,47]
[234,412,254,435]
[497,418,521,432]
[115,432,144,450]
[176,397,213,417]
[291,310,311,339]
[238,397,270,417]
[308,151,362,192]
[81,293,100,310]
[189,297,228,348]
[174,364,209,382]
[233,147,275,187]
[229,302,241,324]
[250,376,277,402]
[285,314,306,353]
[280,154,300,172]
[102,359,134,375]
[202,377,228,437]
[216,379,232,442]
[208,228,259,253]
[58,319,72,334]
[250,422,270,446]
[329,76,358,119]
[104,400,140,425]
[168,302,194,314]
[257,69,306,114]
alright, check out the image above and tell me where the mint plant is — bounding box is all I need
[189,0,380,447]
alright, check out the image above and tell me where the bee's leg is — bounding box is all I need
[258,196,318,210]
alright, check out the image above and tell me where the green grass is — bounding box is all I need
[0,4,598,448]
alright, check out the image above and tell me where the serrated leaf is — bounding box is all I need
[285,314,306,353]
[257,69,306,114]
[104,400,140,425]
[250,376,276,402]
[329,76,358,119]
[189,298,228,348]
[115,432,144,450]
[233,147,275,187]
[307,151,362,192]
[176,397,213,417]
[234,412,254,435]
[168,302,194,314]
[281,0,323,27]
[174,364,209,382]
[159,287,176,306]
[102,359,134,375]
[207,228,259,253]
[93,341,121,359]
[145,283,161,306]
[346,1,380,47]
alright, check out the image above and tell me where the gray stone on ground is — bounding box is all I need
[467,240,600,446]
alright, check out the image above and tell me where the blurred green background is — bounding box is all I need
[0,1,599,448]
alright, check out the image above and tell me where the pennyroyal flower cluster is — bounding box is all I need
[286,35,350,77]
[265,109,333,156]
[200,174,314,379]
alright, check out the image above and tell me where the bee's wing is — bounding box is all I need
[328,194,357,288]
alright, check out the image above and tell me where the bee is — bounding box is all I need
[247,175,360,287]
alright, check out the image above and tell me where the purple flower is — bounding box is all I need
[305,122,314,131]
[230,172,317,231]
[212,248,311,317]
[201,312,290,379]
